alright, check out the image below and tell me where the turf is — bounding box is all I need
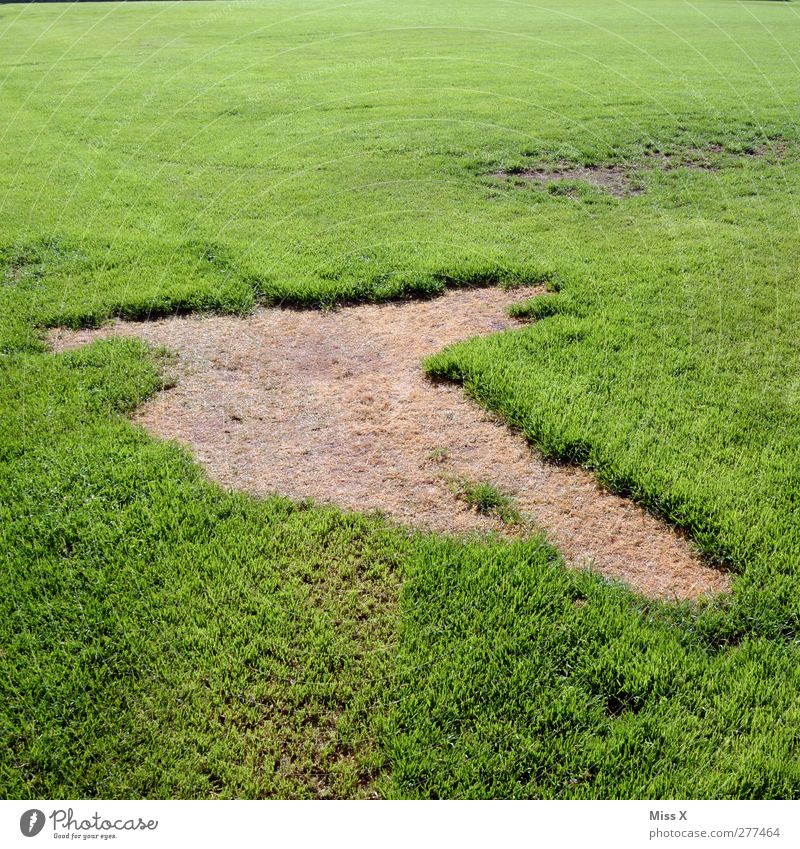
[2,0,800,798]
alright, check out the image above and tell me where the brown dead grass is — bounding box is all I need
[49,286,729,600]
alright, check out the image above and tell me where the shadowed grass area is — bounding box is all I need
[2,0,800,798]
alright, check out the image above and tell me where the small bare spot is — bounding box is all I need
[495,164,640,198]
[494,142,794,197]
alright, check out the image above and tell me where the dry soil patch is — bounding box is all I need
[493,144,791,197]
[495,164,639,197]
[50,286,729,600]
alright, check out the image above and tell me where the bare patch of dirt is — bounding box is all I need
[495,164,640,197]
[494,142,794,196]
[50,286,729,600]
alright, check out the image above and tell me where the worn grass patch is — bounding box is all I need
[49,287,716,599]
[492,142,793,198]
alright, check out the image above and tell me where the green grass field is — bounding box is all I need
[3,0,800,798]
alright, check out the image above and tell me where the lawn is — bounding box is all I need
[2,0,800,798]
